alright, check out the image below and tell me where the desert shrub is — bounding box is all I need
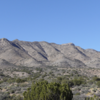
[61,79,68,84]
[72,77,86,86]
[88,79,94,85]
[75,92,80,95]
[35,68,43,72]
[42,73,47,78]
[92,76,100,81]
[8,86,21,93]
[23,80,73,100]
[85,95,100,100]
[57,77,63,81]
[7,78,16,83]
[68,80,74,87]
[10,94,23,100]
[0,73,5,76]
[81,87,89,94]
[96,81,100,87]
[33,72,41,79]
[16,78,26,83]
[0,80,3,84]
[0,92,10,100]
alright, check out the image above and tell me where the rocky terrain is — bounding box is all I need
[0,38,100,68]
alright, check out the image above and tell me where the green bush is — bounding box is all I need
[23,80,73,100]
[92,76,100,81]
[97,81,100,87]
[16,78,26,83]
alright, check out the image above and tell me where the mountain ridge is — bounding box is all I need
[0,38,100,68]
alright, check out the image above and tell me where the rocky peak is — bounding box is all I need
[0,38,11,46]
[61,43,75,46]
[13,39,19,42]
[1,38,9,42]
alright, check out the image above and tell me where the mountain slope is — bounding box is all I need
[0,38,100,68]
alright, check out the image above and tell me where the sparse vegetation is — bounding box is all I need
[0,66,100,100]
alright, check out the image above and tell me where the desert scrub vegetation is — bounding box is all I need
[1,66,100,100]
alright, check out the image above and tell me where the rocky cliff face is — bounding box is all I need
[0,38,100,68]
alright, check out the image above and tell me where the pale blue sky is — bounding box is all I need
[0,0,100,50]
